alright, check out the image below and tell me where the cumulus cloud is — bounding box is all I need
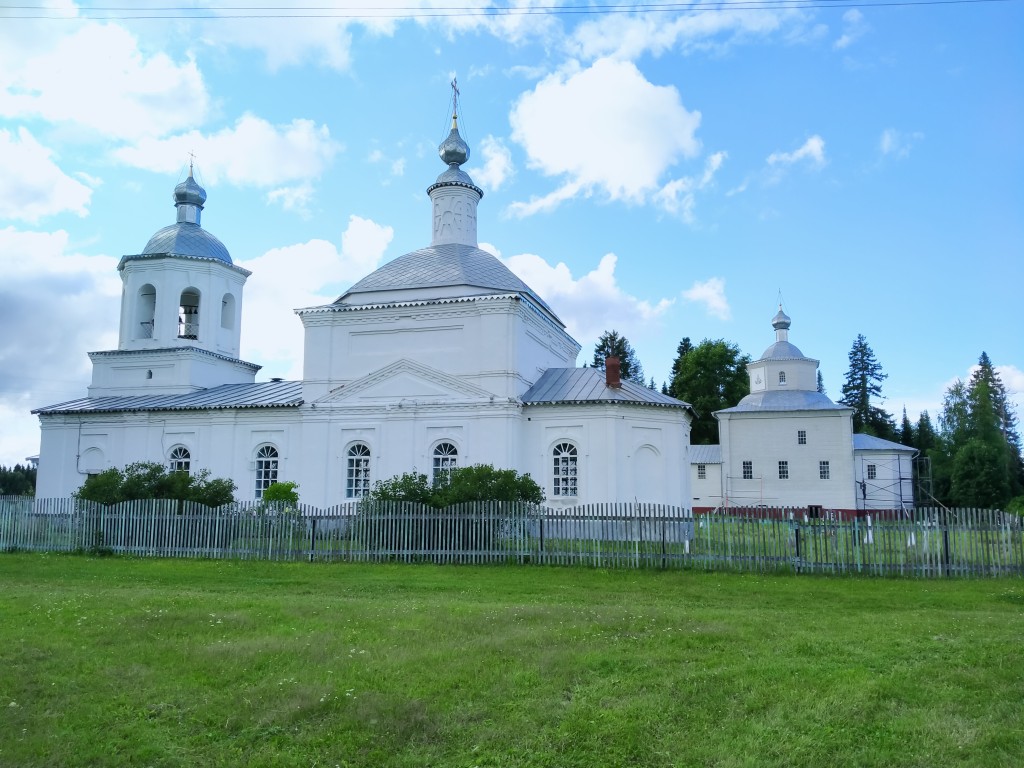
[654,151,726,223]
[501,251,673,344]
[834,9,869,50]
[682,277,731,320]
[767,135,826,168]
[879,128,924,159]
[0,226,120,465]
[507,58,701,216]
[266,183,315,217]
[113,114,341,188]
[236,215,393,375]
[0,22,209,141]
[568,9,790,61]
[0,128,93,222]
[472,136,514,192]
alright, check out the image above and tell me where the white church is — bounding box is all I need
[33,116,697,508]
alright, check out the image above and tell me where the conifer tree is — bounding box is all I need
[839,334,894,438]
[592,330,645,383]
[816,370,826,396]
[899,407,915,447]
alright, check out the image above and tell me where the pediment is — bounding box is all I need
[314,358,494,405]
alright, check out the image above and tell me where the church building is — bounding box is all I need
[34,115,695,508]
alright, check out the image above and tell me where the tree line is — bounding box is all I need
[0,463,37,496]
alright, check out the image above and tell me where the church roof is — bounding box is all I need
[756,340,807,361]
[853,434,917,453]
[690,444,722,464]
[717,390,851,414]
[138,223,232,264]
[33,380,302,415]
[337,243,561,322]
[523,368,693,411]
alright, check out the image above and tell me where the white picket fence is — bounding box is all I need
[1,496,1021,576]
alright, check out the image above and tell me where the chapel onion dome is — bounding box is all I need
[772,307,791,331]
[139,169,232,264]
[426,114,483,199]
[759,305,805,360]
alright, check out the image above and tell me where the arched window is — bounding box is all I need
[432,442,458,485]
[135,284,156,339]
[346,443,371,499]
[220,293,235,330]
[552,442,578,497]
[168,446,190,474]
[178,288,200,340]
[254,445,279,499]
[778,371,787,385]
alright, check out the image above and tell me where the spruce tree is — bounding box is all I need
[839,334,894,438]
[816,370,826,396]
[592,330,645,383]
[899,407,915,447]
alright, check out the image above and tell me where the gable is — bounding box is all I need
[314,358,494,405]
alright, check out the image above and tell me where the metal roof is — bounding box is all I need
[522,368,693,410]
[756,340,807,362]
[34,380,302,415]
[717,390,850,414]
[853,434,917,452]
[88,346,260,369]
[338,243,560,322]
[690,444,722,464]
[139,222,232,264]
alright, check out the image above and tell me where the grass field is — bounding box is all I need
[1,555,1022,767]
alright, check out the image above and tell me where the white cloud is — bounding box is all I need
[0,226,120,466]
[0,22,209,141]
[113,114,341,188]
[568,9,791,61]
[681,277,731,320]
[236,215,393,375]
[834,9,868,50]
[501,251,673,344]
[266,183,315,217]
[654,151,726,222]
[508,58,701,215]
[472,135,514,192]
[0,128,93,222]
[767,135,827,168]
[879,128,924,159]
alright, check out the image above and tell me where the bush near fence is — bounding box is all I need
[1,496,1021,577]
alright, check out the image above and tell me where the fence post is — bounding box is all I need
[941,507,951,578]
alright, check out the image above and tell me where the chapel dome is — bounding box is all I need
[138,170,232,263]
[759,339,806,360]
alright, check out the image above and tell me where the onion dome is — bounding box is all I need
[772,306,791,331]
[139,169,232,264]
[427,114,483,198]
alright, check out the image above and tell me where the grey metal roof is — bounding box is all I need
[338,243,560,322]
[853,434,917,453]
[717,390,850,414]
[756,340,806,361]
[88,346,260,369]
[690,444,722,464]
[523,368,693,410]
[34,380,302,415]
[138,222,232,264]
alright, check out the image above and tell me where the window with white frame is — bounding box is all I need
[168,446,190,474]
[742,460,753,480]
[819,460,830,480]
[346,443,371,498]
[778,371,787,385]
[697,464,706,480]
[778,460,789,480]
[254,445,279,499]
[552,443,578,497]
[432,442,458,485]
[867,464,877,480]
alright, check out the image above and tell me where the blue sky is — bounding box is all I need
[1,0,1022,467]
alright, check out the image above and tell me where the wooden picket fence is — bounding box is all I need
[1,496,1021,577]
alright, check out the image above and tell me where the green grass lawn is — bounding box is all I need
[1,555,1022,767]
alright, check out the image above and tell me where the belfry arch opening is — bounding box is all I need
[178,288,200,340]
[135,284,156,339]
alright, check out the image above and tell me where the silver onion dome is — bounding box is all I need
[173,173,207,208]
[438,114,470,166]
[772,307,791,330]
[138,170,232,264]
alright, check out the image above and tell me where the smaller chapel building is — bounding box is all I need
[34,114,695,508]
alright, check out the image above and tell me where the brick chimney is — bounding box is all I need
[605,356,622,388]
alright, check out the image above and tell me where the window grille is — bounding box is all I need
[867,464,877,480]
[697,464,706,480]
[779,371,787,385]
[168,446,190,474]
[819,460,830,480]
[798,430,807,445]
[552,443,578,497]
[346,443,371,498]
[432,442,458,485]
[778,460,789,480]
[255,445,279,499]
[742,460,753,480]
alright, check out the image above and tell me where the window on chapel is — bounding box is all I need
[346,443,371,499]
[552,443,578,497]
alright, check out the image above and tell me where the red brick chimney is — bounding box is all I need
[605,356,622,388]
